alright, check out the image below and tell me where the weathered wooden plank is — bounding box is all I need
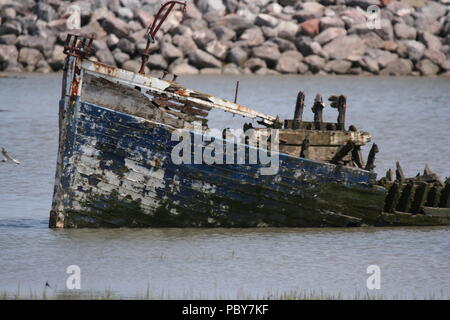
[278,130,370,146]
[410,182,430,214]
[279,145,352,162]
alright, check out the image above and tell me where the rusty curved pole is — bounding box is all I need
[139,1,187,74]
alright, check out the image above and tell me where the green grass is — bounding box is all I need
[0,287,447,300]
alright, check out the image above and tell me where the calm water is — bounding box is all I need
[0,73,449,299]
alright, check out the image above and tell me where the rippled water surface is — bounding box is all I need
[0,74,449,298]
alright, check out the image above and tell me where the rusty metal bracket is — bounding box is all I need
[63,33,95,58]
[139,1,187,74]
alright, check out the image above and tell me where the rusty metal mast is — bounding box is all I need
[139,1,187,75]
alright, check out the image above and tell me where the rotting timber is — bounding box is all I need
[50,20,450,228]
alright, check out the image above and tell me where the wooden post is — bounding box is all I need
[395,161,405,183]
[425,183,442,207]
[364,143,378,171]
[329,94,346,130]
[349,125,365,168]
[396,181,417,213]
[294,91,305,121]
[410,182,430,214]
[384,181,404,213]
[331,140,355,165]
[311,94,324,130]
[300,137,310,159]
[439,182,450,208]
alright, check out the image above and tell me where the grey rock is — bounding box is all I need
[379,58,412,76]
[102,13,130,38]
[172,35,198,55]
[147,54,168,70]
[394,23,417,40]
[276,50,303,73]
[219,14,254,34]
[48,45,66,70]
[106,34,120,49]
[120,0,141,10]
[323,35,366,61]
[123,59,147,73]
[170,62,199,75]
[161,42,183,61]
[324,59,352,74]
[269,38,297,52]
[255,13,279,28]
[414,17,443,35]
[244,58,267,72]
[298,61,309,74]
[188,49,222,68]
[212,26,236,41]
[358,55,380,74]
[95,48,116,67]
[35,2,57,22]
[366,49,398,68]
[197,0,226,14]
[18,47,43,68]
[184,3,203,20]
[251,43,281,66]
[319,16,345,30]
[416,59,440,76]
[0,44,18,64]
[419,32,443,51]
[205,40,228,60]
[423,48,446,66]
[295,36,315,56]
[441,59,450,71]
[0,20,22,36]
[386,1,414,17]
[35,59,51,73]
[223,63,241,75]
[240,27,264,47]
[275,20,299,41]
[304,54,326,73]
[117,7,134,21]
[346,0,380,9]
[1,6,16,20]
[227,46,248,66]
[113,50,130,67]
[416,1,447,21]
[192,29,217,49]
[261,26,278,39]
[363,32,384,49]
[117,38,135,55]
[314,27,346,45]
[0,34,16,45]
[401,40,426,62]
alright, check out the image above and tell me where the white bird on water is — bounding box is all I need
[1,147,20,164]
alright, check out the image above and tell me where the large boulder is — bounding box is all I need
[197,0,226,15]
[18,48,43,70]
[304,54,326,73]
[255,13,279,28]
[324,59,352,74]
[161,42,183,61]
[323,35,366,61]
[275,50,303,73]
[401,40,426,62]
[227,46,248,66]
[244,58,267,72]
[239,27,265,47]
[416,59,440,76]
[319,16,345,30]
[419,32,443,51]
[102,13,130,38]
[192,29,217,49]
[394,23,417,40]
[379,58,412,76]
[275,20,299,41]
[188,49,222,68]
[251,43,281,66]
[172,34,198,55]
[423,48,446,66]
[212,26,236,41]
[147,54,168,70]
[314,27,346,45]
[0,44,18,65]
[170,62,199,75]
[205,40,229,60]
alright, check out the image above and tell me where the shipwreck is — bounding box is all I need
[49,2,450,228]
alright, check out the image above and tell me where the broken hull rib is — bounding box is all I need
[50,98,387,228]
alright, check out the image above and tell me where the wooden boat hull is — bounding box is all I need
[50,98,386,228]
